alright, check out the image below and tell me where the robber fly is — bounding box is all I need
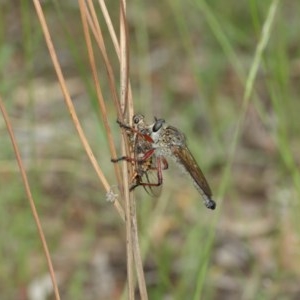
[112,114,216,210]
[149,118,216,210]
[112,114,167,196]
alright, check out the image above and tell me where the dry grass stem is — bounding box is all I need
[33,0,125,220]
[33,0,149,298]
[119,2,135,298]
[99,0,120,59]
[119,1,148,298]
[84,0,122,116]
[0,97,61,300]
[79,0,124,201]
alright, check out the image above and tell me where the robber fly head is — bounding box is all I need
[149,117,165,143]
[152,117,165,132]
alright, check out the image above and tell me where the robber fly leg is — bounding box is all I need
[117,119,132,130]
[129,177,141,191]
[156,157,163,186]
[111,156,134,163]
[161,157,169,170]
[117,119,155,143]
[128,171,141,191]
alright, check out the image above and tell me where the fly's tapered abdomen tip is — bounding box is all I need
[206,199,216,210]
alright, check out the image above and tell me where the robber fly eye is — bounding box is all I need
[133,114,144,124]
[152,118,165,132]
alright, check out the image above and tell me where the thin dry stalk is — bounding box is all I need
[82,2,148,298]
[33,0,125,220]
[85,0,134,121]
[80,1,137,298]
[84,0,122,117]
[79,0,124,198]
[119,2,148,298]
[0,97,60,300]
[96,0,134,114]
[33,0,149,298]
[119,1,135,298]
[131,200,149,300]
[98,0,120,58]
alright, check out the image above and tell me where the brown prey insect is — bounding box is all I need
[112,114,167,196]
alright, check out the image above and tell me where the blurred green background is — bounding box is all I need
[1,0,300,299]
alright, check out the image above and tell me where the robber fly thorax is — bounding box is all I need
[150,119,185,155]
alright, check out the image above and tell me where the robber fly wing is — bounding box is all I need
[172,146,212,198]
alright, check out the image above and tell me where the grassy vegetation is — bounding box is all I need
[1,0,300,299]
